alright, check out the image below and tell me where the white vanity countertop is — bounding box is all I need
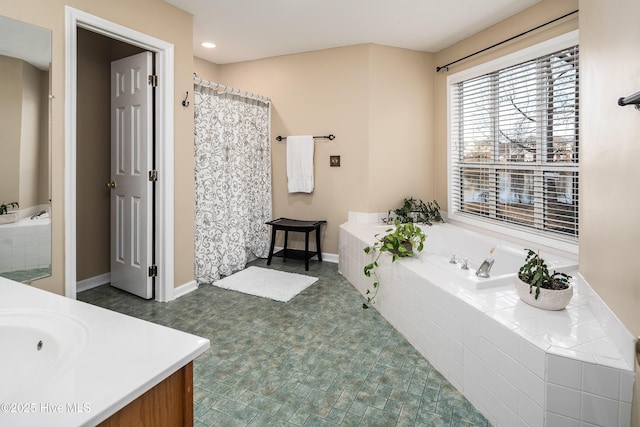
[0,277,210,426]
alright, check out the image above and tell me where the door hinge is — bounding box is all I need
[148,265,158,277]
[148,74,158,87]
[149,170,158,182]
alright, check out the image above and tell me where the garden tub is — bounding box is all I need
[339,216,634,427]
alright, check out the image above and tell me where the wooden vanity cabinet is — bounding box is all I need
[98,362,193,427]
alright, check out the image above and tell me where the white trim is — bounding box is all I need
[76,273,111,293]
[446,30,580,256]
[65,7,175,302]
[64,9,77,300]
[173,280,198,299]
[322,253,339,264]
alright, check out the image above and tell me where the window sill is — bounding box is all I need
[446,212,579,259]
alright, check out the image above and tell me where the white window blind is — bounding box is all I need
[450,45,579,241]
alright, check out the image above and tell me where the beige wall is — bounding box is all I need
[579,0,640,339]
[38,69,50,205]
[76,28,110,282]
[19,61,44,209]
[2,0,194,294]
[0,56,23,205]
[217,45,370,254]
[209,44,433,253]
[580,0,640,423]
[367,45,435,211]
[0,55,47,210]
[194,56,219,83]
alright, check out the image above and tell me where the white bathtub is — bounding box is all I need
[0,216,51,273]
[340,218,634,427]
[403,222,576,289]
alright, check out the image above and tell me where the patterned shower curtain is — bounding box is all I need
[193,85,272,283]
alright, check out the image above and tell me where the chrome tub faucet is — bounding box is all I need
[475,257,495,278]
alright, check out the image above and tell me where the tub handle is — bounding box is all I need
[106,180,117,189]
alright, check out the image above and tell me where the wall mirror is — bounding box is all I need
[0,15,52,283]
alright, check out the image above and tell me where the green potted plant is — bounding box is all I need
[362,221,426,309]
[515,249,573,310]
[0,201,19,215]
[0,201,19,225]
[383,197,443,225]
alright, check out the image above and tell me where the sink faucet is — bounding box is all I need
[475,257,495,278]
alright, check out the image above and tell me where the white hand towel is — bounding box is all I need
[286,135,314,193]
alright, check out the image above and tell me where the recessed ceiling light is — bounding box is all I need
[201,42,216,49]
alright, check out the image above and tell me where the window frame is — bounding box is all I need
[447,30,579,254]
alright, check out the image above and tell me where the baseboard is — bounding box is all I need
[173,280,198,299]
[77,272,111,293]
[173,253,337,299]
[77,273,199,301]
[322,252,339,263]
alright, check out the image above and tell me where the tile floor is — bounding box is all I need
[78,259,490,427]
[1,266,51,283]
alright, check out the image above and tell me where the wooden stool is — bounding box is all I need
[265,218,326,271]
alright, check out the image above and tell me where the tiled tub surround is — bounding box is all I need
[0,216,51,273]
[339,219,635,427]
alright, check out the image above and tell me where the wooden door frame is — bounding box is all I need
[65,7,175,302]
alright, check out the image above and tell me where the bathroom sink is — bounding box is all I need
[0,309,90,401]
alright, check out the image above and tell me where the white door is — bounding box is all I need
[109,52,154,299]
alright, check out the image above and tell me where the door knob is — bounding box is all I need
[106,180,117,189]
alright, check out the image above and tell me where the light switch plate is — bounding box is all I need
[330,155,340,167]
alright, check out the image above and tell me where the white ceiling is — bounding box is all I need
[0,15,51,70]
[165,0,541,65]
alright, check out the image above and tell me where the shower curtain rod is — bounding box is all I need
[193,74,271,103]
[435,9,579,72]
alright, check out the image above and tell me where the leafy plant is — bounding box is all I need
[383,197,443,225]
[517,249,571,299]
[0,202,18,215]
[362,221,426,309]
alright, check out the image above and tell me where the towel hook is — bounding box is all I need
[182,91,190,107]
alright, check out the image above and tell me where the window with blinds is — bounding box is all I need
[449,44,579,242]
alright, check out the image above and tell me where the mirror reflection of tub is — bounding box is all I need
[0,214,51,282]
[0,15,52,282]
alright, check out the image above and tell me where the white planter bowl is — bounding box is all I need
[514,276,573,311]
